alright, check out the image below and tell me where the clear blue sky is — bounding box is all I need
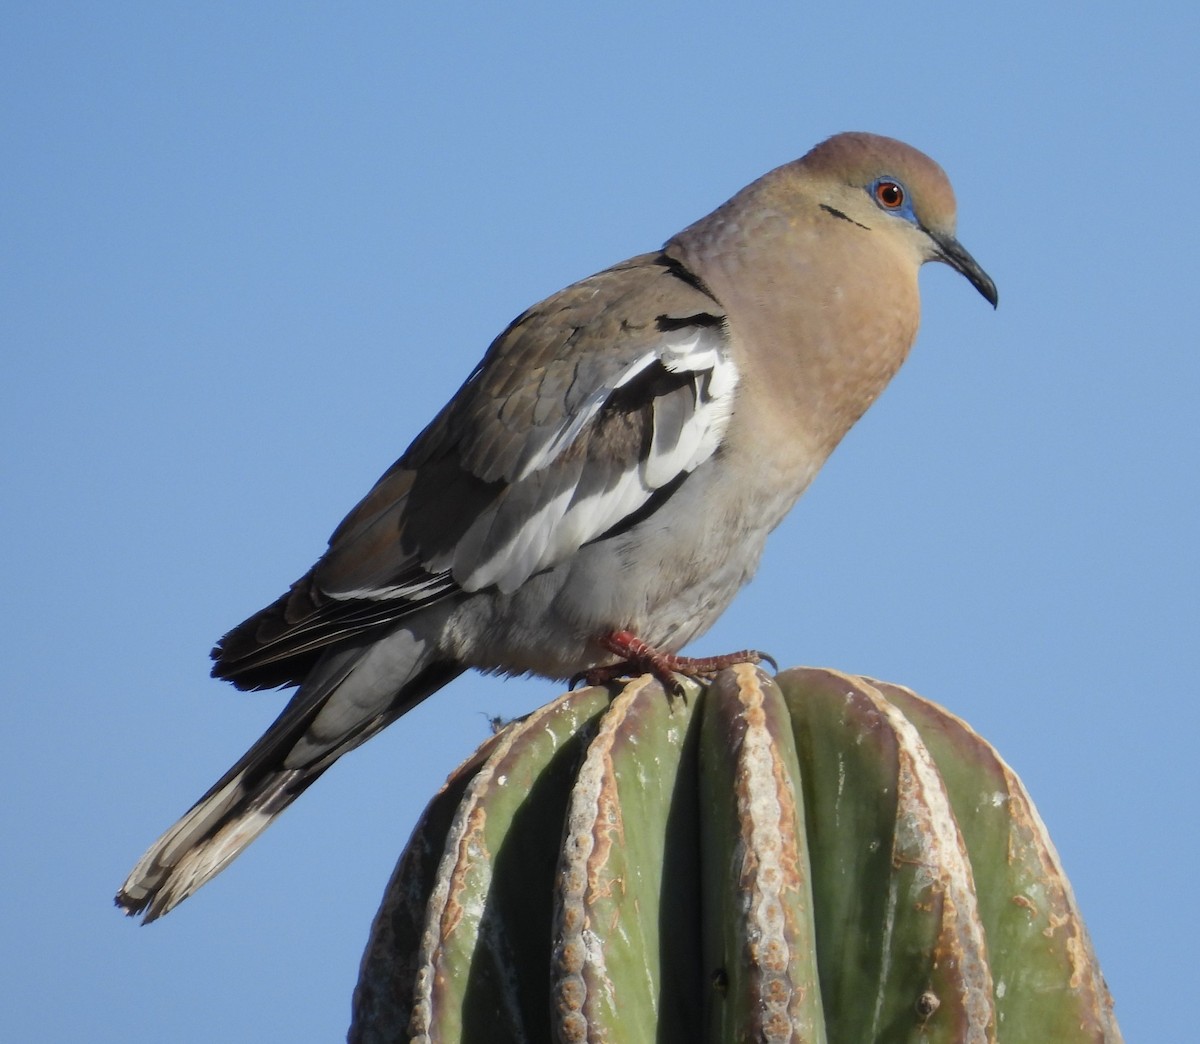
[3,5,1194,1040]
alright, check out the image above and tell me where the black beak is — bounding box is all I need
[931,231,998,308]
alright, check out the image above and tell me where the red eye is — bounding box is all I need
[875,180,904,209]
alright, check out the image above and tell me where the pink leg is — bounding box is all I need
[581,630,776,695]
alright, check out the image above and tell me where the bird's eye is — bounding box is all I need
[874,180,905,209]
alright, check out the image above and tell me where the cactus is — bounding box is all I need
[350,666,1121,1043]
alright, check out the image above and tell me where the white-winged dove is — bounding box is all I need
[118,132,996,921]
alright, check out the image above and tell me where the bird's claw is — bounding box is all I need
[576,632,777,700]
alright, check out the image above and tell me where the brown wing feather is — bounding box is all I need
[211,251,723,689]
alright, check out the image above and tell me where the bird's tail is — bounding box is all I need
[116,633,463,923]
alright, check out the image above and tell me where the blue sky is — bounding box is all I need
[3,4,1195,1040]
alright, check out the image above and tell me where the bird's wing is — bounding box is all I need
[212,252,736,688]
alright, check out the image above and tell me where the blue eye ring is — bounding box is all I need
[868,176,918,225]
[873,178,905,210]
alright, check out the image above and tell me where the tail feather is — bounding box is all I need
[116,627,463,922]
[116,766,309,922]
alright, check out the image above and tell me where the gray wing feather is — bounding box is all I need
[212,252,734,684]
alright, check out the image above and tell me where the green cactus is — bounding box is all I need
[350,667,1121,1043]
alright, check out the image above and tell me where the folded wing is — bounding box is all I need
[211,252,737,689]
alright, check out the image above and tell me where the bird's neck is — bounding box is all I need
[668,193,922,482]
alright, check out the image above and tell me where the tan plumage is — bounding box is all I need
[117,132,996,922]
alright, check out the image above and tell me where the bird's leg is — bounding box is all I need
[580,629,776,697]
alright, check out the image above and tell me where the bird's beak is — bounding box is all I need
[931,231,998,308]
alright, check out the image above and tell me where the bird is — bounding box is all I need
[117,131,997,922]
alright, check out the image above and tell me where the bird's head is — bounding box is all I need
[796,132,998,308]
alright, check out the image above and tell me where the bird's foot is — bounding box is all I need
[574,630,777,698]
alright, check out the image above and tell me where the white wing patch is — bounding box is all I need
[453,324,739,593]
[513,352,658,482]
